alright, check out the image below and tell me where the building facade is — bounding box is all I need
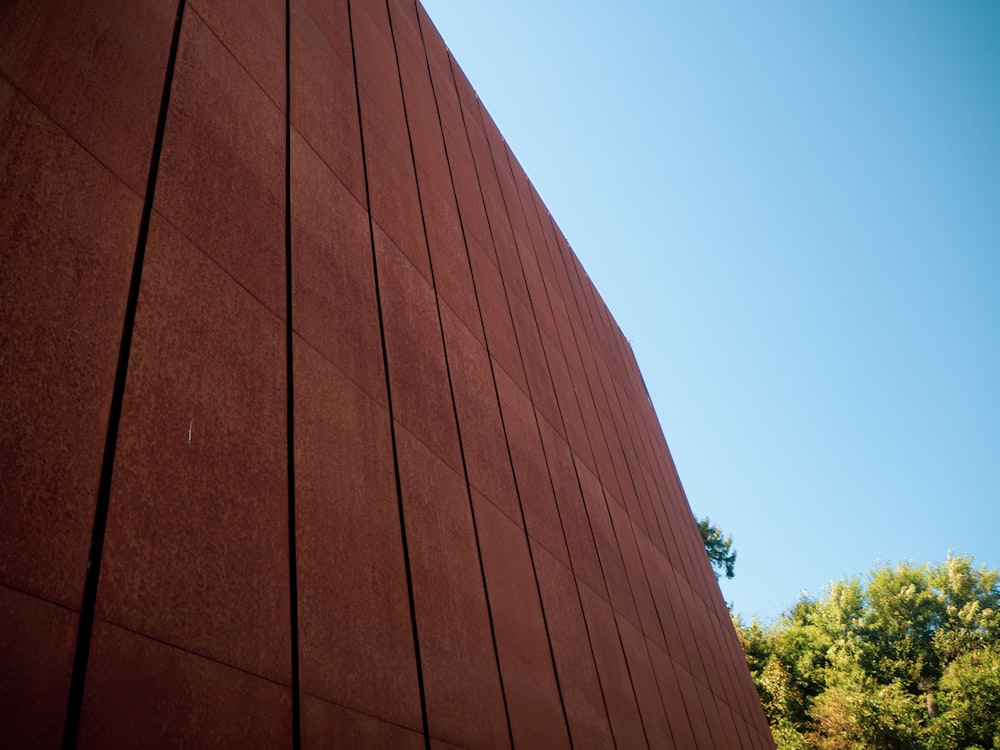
[0,0,773,746]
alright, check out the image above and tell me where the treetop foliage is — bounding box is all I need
[735,553,1000,749]
[698,516,736,580]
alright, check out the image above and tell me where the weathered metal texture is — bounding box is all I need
[0,0,774,746]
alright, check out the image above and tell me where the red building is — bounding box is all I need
[0,0,773,746]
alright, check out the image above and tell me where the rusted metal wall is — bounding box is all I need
[0,0,773,746]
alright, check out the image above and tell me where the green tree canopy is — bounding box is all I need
[698,516,736,579]
[735,554,1000,749]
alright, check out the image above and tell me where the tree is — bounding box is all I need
[698,516,736,579]
[734,554,1000,750]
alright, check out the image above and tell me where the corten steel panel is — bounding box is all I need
[623,447,669,558]
[602,427,651,541]
[577,582,648,749]
[430,741,467,750]
[531,200,576,319]
[509,223,559,345]
[299,0,352,69]
[727,637,762,732]
[677,575,714,687]
[302,695,425,750]
[730,706,759,750]
[437,97,494,258]
[535,417,605,595]
[96,216,291,683]
[602,376,651,487]
[479,110,531,251]
[531,542,616,749]
[419,176,486,346]
[607,500,667,649]
[467,244,529,393]
[715,696,745,750]
[375,227,463,473]
[700,611,738,712]
[542,261,597,404]
[449,53,481,127]
[153,10,286,318]
[509,153,554,264]
[391,9,453,199]
[388,0,421,35]
[361,94,433,284]
[79,619,293,748]
[644,488,689,584]
[0,83,139,609]
[583,339,631,461]
[506,293,562,437]
[632,434,681,559]
[493,368,570,567]
[191,0,285,110]
[351,0,407,142]
[675,511,711,591]
[472,492,572,750]
[290,132,386,404]
[576,457,640,623]
[639,532,690,664]
[684,582,718,679]
[293,339,422,730]
[572,358,627,499]
[0,0,174,195]
[0,586,76,749]
[647,643,699,750]
[675,663,716,750]
[439,306,521,523]
[639,464,681,566]
[667,566,704,673]
[616,613,675,749]
[719,625,760,729]
[464,113,531,308]
[395,425,511,749]
[291,2,366,204]
[414,0,448,73]
[425,51,464,143]
[538,270,596,390]
[541,330,597,472]
[696,678,733,749]
[655,555,698,676]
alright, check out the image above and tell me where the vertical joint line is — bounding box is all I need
[409,5,518,743]
[450,77,578,746]
[61,2,188,748]
[285,1,302,748]
[389,1,516,746]
[347,2,430,746]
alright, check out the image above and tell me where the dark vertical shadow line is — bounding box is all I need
[284,1,302,748]
[445,57,576,750]
[551,236,677,745]
[529,210,656,748]
[61,2,188,747]
[590,332,672,556]
[346,2,430,745]
[387,2,514,746]
[553,226,696,676]
[492,142,656,749]
[474,114,627,749]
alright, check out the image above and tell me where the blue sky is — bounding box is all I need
[418,0,1000,620]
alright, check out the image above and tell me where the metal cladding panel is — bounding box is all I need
[0,0,773,745]
[0,83,140,610]
[96,215,292,683]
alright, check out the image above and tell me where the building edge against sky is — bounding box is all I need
[0,0,773,747]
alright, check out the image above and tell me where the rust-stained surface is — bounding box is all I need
[0,0,774,746]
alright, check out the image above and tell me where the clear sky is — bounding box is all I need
[417,0,1000,621]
